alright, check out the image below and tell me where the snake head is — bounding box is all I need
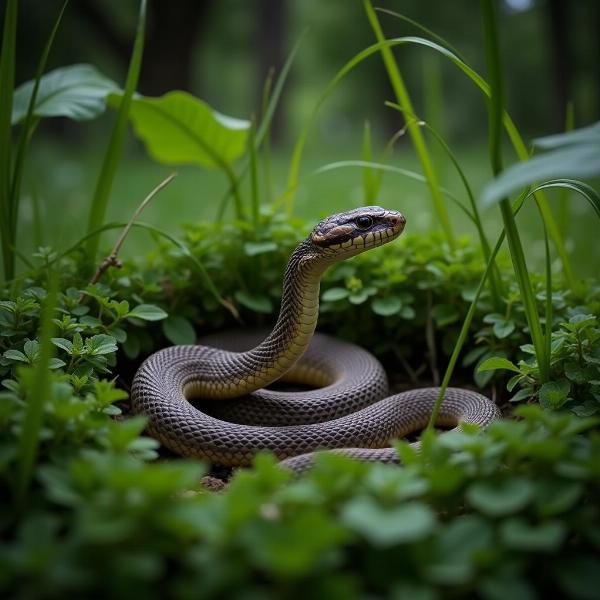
[310,206,406,259]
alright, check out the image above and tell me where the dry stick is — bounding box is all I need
[86,172,178,291]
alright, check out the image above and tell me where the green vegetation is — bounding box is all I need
[2,0,600,597]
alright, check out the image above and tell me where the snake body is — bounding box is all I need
[132,207,500,471]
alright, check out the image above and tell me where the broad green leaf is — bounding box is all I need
[499,518,566,551]
[481,146,600,208]
[341,497,436,547]
[12,64,119,124]
[127,304,168,322]
[431,303,460,326]
[243,241,278,256]
[467,477,534,516]
[426,515,493,585]
[48,358,66,369]
[3,349,27,362]
[110,90,250,168]
[371,296,402,316]
[162,315,196,345]
[477,357,520,374]
[479,575,536,600]
[234,290,273,314]
[51,337,73,353]
[539,379,571,409]
[88,334,118,356]
[534,120,600,150]
[321,287,349,302]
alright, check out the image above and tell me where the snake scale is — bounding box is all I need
[132,207,500,472]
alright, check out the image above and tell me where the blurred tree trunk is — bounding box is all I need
[546,0,570,129]
[75,0,213,94]
[257,0,286,145]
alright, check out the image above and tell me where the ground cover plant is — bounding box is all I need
[2,0,600,598]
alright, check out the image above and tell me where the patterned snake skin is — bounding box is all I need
[131,207,500,471]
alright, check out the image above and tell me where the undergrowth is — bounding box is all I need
[2,0,600,597]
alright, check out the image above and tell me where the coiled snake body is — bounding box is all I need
[132,207,500,472]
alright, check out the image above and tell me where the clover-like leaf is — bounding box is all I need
[127,304,168,322]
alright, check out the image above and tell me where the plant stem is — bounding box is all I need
[0,0,18,281]
[481,0,549,383]
[16,271,58,505]
[86,173,177,292]
[85,0,146,262]
[364,0,455,247]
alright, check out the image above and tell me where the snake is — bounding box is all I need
[131,206,500,472]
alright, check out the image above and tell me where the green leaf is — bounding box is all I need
[162,315,196,345]
[467,478,534,516]
[127,304,168,322]
[234,290,273,314]
[493,318,516,339]
[48,358,66,370]
[539,379,571,410]
[534,120,600,150]
[431,304,460,326]
[479,575,536,600]
[11,64,118,124]
[122,333,141,360]
[243,241,278,256]
[321,287,349,302]
[51,337,73,354]
[564,361,596,385]
[88,334,118,355]
[510,387,533,403]
[499,518,566,551]
[3,349,28,363]
[371,296,402,316]
[110,90,250,168]
[341,497,436,547]
[482,147,600,208]
[477,357,520,374]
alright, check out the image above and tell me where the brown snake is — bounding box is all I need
[131,207,500,472]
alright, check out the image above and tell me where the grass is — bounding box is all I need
[85,0,146,262]
[16,136,599,276]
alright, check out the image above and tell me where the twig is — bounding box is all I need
[85,173,178,292]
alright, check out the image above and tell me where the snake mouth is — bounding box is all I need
[326,224,403,251]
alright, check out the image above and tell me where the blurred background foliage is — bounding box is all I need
[8,0,600,272]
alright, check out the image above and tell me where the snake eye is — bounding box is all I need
[355,215,373,230]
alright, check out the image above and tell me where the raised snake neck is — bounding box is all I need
[131,207,500,471]
[182,238,328,401]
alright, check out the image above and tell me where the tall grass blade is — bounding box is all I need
[0,0,18,281]
[248,122,260,228]
[363,0,455,246]
[9,1,68,279]
[85,0,146,261]
[481,0,549,383]
[260,68,275,204]
[361,121,378,205]
[16,271,58,504]
[215,32,306,221]
[293,32,574,286]
[558,103,574,235]
[427,177,597,429]
[385,101,504,307]
[256,31,306,148]
[375,7,467,62]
